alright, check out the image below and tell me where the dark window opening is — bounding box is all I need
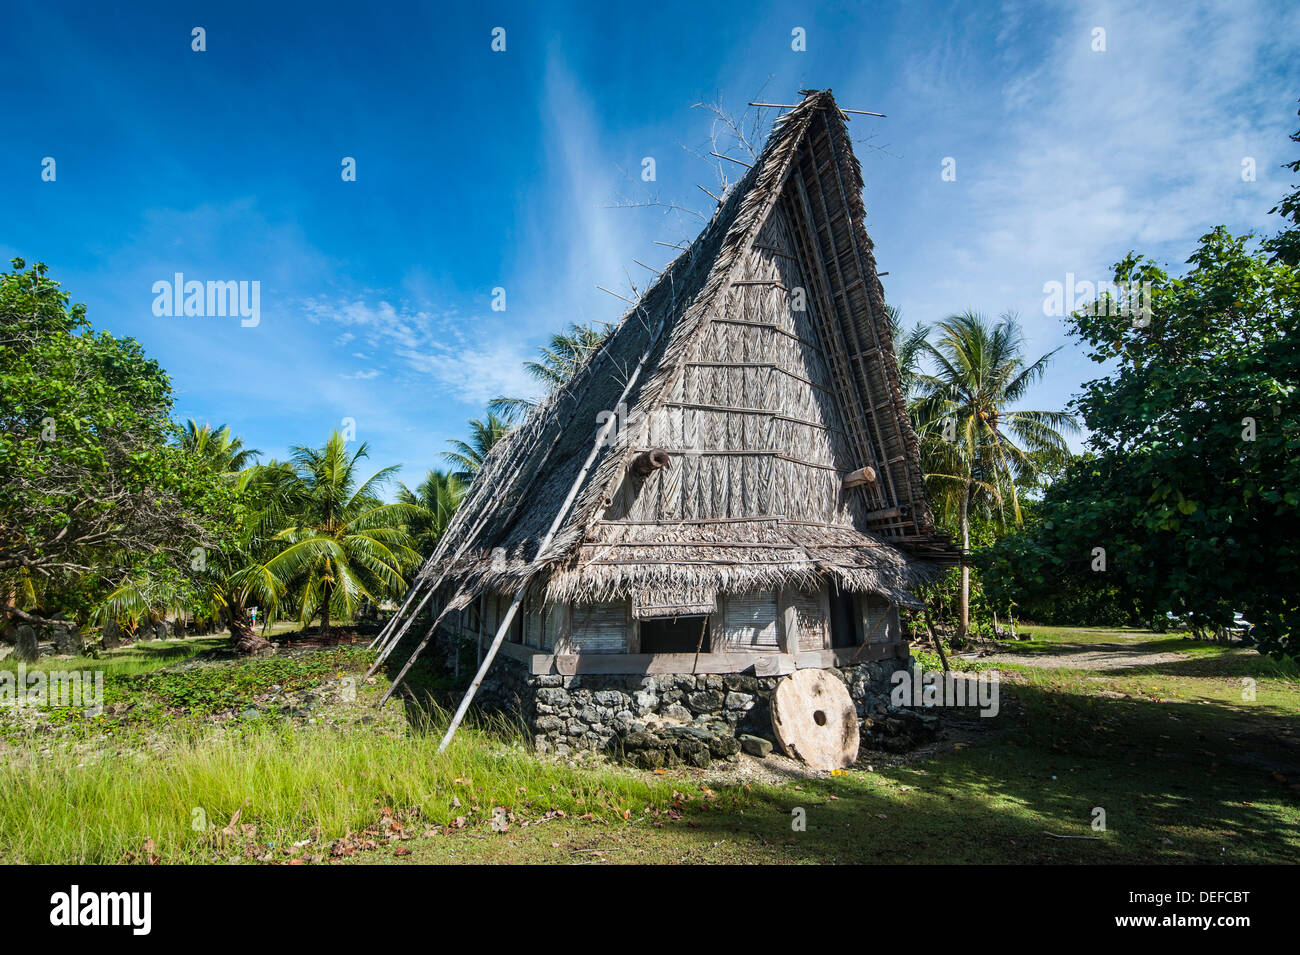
[829,591,858,648]
[639,616,710,654]
[510,606,524,644]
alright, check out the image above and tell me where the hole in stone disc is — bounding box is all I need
[813,710,827,726]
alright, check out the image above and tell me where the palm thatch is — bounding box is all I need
[415,90,955,617]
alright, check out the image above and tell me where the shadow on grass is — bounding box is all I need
[366,630,1299,864]
[1095,651,1300,681]
[652,681,1299,864]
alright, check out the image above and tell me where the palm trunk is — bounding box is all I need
[225,603,272,656]
[958,483,971,642]
[321,584,331,636]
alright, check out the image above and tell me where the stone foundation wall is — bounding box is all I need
[476,654,910,759]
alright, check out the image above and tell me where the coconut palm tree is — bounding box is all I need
[232,431,423,635]
[488,322,610,422]
[442,415,511,484]
[912,311,1078,639]
[888,307,930,400]
[398,469,464,558]
[179,419,261,475]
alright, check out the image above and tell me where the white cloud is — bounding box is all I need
[868,0,1299,453]
[301,296,539,407]
[940,0,1297,311]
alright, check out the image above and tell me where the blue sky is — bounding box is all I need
[3,0,1297,491]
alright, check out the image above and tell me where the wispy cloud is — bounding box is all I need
[301,296,538,407]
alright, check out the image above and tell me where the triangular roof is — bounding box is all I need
[420,90,953,609]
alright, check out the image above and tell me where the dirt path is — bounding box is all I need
[979,643,1191,670]
[967,631,1251,673]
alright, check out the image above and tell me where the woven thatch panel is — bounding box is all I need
[415,91,954,611]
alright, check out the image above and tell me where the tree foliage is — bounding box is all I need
[985,227,1299,655]
[442,415,510,484]
[398,469,464,558]
[488,322,610,423]
[231,432,423,632]
[0,259,236,627]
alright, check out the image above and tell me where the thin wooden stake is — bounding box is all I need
[690,615,708,675]
[923,609,950,673]
[748,101,885,118]
[435,300,671,753]
[697,184,722,205]
[366,586,436,677]
[596,285,636,304]
[710,151,752,168]
[376,592,466,707]
[368,581,422,649]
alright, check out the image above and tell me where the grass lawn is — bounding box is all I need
[1,637,229,678]
[0,626,1295,864]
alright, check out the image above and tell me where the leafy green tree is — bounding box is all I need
[398,469,464,558]
[998,224,1299,656]
[0,259,236,632]
[1264,100,1300,267]
[442,415,510,484]
[912,311,1077,638]
[232,432,422,634]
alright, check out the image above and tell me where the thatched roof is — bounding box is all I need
[420,90,954,609]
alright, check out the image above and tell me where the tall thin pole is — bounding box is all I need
[434,301,669,752]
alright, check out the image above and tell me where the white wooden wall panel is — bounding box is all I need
[793,589,827,651]
[861,598,895,644]
[724,592,779,649]
[570,602,628,653]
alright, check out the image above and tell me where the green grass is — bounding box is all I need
[1,637,228,678]
[0,714,691,864]
[0,625,1296,864]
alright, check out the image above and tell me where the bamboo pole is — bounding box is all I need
[374,592,466,706]
[923,609,950,673]
[596,285,635,304]
[748,101,885,117]
[434,301,670,753]
[368,584,420,649]
[365,586,436,678]
[709,151,752,168]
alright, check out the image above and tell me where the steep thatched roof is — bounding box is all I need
[419,90,954,609]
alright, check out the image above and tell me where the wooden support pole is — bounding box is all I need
[748,102,885,117]
[709,151,752,168]
[434,297,671,752]
[596,285,636,304]
[368,584,421,650]
[365,586,437,677]
[923,609,950,673]
[435,591,524,750]
[375,593,466,707]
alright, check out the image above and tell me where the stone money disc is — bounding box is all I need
[771,669,859,770]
